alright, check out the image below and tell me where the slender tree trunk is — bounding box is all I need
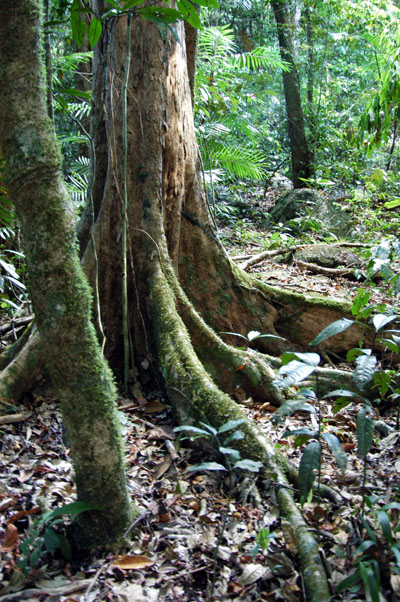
[0,0,133,550]
[271,0,314,187]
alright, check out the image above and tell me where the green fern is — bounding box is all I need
[196,25,288,182]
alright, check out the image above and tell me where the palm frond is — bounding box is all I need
[198,25,236,60]
[234,47,290,72]
[207,144,267,180]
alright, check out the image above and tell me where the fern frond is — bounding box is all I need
[54,51,93,73]
[234,47,290,72]
[208,144,267,180]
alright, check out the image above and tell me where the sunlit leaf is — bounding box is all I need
[233,459,262,472]
[88,17,102,49]
[273,360,317,390]
[218,419,245,433]
[353,354,377,390]
[310,318,354,346]
[112,555,155,569]
[371,313,398,332]
[186,462,227,473]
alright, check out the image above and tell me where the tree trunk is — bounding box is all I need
[0,0,133,550]
[271,0,314,187]
[75,7,333,598]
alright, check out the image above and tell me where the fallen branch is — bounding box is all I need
[296,260,354,277]
[0,412,31,425]
[0,579,93,602]
[240,245,298,271]
[0,316,33,335]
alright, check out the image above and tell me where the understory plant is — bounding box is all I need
[18,501,99,574]
[174,419,263,597]
[272,290,400,598]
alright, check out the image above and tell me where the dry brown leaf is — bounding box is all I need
[153,455,172,480]
[141,401,166,414]
[112,555,155,569]
[0,523,19,552]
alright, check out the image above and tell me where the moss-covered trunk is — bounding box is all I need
[0,0,132,549]
[75,8,331,599]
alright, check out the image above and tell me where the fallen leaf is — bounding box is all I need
[0,523,18,552]
[112,555,155,570]
[238,563,267,585]
[141,401,166,414]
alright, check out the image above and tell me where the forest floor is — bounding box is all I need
[0,187,399,602]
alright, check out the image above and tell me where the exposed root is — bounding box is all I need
[0,326,44,403]
[165,260,285,404]
[148,258,331,601]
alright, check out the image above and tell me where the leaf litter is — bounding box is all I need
[0,379,398,601]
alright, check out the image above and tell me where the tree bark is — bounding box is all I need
[0,0,133,550]
[271,0,314,187]
[76,8,331,598]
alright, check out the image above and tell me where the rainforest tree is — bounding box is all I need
[0,0,373,598]
[270,0,314,187]
[0,0,133,549]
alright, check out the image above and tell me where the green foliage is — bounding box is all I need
[195,24,287,183]
[337,496,400,601]
[174,418,262,474]
[19,502,100,574]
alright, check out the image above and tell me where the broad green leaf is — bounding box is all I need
[309,318,354,345]
[123,0,148,7]
[233,459,263,472]
[199,422,217,435]
[323,389,359,399]
[372,313,398,332]
[223,430,245,445]
[377,510,393,543]
[88,17,102,49]
[353,354,377,390]
[273,360,317,390]
[282,428,316,438]
[356,408,374,457]
[186,462,227,473]
[337,569,361,592]
[138,7,182,24]
[44,528,61,555]
[193,0,219,6]
[310,318,354,346]
[321,432,347,472]
[174,425,210,436]
[352,289,370,316]
[41,501,100,523]
[384,198,400,209]
[272,400,316,423]
[281,352,320,366]
[71,0,87,48]
[177,0,201,28]
[218,418,245,433]
[379,338,399,353]
[219,446,240,461]
[354,539,375,555]
[298,441,321,502]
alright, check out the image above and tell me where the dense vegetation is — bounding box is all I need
[0,1,399,600]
